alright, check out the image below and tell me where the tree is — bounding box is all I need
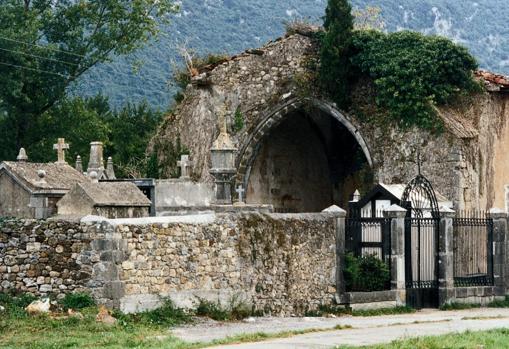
[319,0,354,108]
[0,0,178,160]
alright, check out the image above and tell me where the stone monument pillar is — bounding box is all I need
[384,204,408,306]
[87,141,105,178]
[210,107,237,205]
[438,206,455,307]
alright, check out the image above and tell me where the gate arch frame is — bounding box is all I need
[235,97,374,190]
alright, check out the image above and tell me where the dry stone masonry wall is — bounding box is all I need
[0,219,93,296]
[0,213,339,316]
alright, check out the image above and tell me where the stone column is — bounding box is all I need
[438,206,455,307]
[384,204,407,305]
[489,208,508,295]
[322,205,346,303]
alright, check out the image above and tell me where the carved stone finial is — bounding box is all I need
[17,148,28,162]
[36,169,47,185]
[75,155,83,173]
[89,171,99,183]
[106,157,116,180]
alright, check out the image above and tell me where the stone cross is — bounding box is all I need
[236,185,245,203]
[53,138,69,164]
[177,155,193,179]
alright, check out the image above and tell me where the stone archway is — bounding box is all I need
[236,97,374,212]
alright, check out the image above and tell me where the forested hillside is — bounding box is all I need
[77,0,509,109]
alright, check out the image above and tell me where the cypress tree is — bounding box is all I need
[319,0,354,108]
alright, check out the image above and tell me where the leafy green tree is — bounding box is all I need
[0,0,178,160]
[319,0,354,108]
[27,95,111,164]
[106,103,162,178]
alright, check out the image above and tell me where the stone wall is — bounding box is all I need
[1,213,340,316]
[114,212,338,315]
[0,219,93,296]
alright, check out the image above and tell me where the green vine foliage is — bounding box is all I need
[349,30,480,130]
[233,107,244,133]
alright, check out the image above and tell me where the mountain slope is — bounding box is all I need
[77,0,509,109]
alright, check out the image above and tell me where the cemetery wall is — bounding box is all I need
[0,213,339,316]
[0,219,94,296]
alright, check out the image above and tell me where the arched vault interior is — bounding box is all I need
[245,107,373,213]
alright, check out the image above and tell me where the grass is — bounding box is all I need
[0,293,354,349]
[306,305,416,317]
[336,328,509,348]
[440,296,509,311]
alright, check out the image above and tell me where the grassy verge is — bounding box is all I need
[0,293,355,349]
[336,328,509,348]
[306,305,416,317]
[440,296,509,311]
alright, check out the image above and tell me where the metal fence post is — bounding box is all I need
[384,204,407,305]
[438,206,455,307]
[488,208,508,295]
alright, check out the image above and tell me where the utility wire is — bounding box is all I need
[0,47,79,67]
[0,36,176,74]
[0,43,177,85]
[0,61,171,95]
[0,36,87,59]
[0,61,69,78]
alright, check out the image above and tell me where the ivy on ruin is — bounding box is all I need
[319,0,481,131]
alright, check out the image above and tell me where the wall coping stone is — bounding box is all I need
[439,206,456,218]
[321,205,347,217]
[80,213,217,226]
[489,208,508,219]
[383,204,407,218]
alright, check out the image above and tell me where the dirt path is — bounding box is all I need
[172,308,509,348]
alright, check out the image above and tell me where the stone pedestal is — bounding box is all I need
[322,205,347,303]
[384,204,407,305]
[438,206,455,307]
[489,208,508,294]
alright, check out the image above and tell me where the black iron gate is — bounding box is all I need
[405,217,439,308]
[401,165,441,309]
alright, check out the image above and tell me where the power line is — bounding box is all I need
[0,36,177,74]
[0,55,173,88]
[0,41,180,83]
[0,61,171,95]
[0,36,86,59]
[0,61,69,78]
[0,47,79,67]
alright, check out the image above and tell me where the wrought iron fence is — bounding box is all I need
[405,218,439,289]
[345,217,391,262]
[453,211,494,287]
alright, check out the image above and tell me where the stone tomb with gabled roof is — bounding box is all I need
[0,148,89,219]
[57,180,151,219]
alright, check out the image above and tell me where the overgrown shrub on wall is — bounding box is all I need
[319,1,480,131]
[350,30,479,130]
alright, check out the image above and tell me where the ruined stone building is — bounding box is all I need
[152,33,509,213]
